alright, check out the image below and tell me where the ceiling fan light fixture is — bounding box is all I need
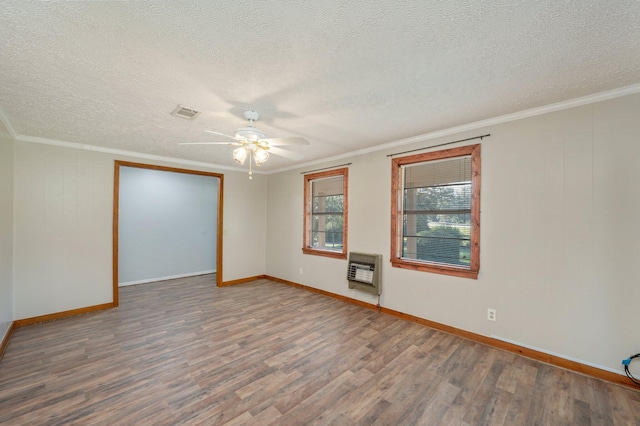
[254,148,269,166]
[233,146,248,165]
[183,110,309,179]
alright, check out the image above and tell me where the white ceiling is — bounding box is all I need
[1,1,639,172]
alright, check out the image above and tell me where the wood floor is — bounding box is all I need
[1,275,638,425]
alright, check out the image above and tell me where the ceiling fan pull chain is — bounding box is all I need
[249,153,253,180]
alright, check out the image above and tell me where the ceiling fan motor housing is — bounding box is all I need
[235,126,266,141]
[243,110,260,121]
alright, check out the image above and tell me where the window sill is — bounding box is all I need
[302,247,347,260]
[390,258,478,279]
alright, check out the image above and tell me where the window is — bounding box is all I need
[303,167,348,259]
[391,144,480,279]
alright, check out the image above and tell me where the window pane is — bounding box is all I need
[403,233,470,266]
[310,231,343,249]
[404,184,471,211]
[312,194,343,213]
[401,157,472,268]
[312,214,343,232]
[403,211,470,262]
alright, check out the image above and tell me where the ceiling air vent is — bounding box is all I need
[171,105,200,120]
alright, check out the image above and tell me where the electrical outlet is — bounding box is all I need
[299,267,303,275]
[487,308,497,321]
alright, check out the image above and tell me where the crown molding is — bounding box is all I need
[3,83,640,176]
[13,134,263,174]
[269,82,640,174]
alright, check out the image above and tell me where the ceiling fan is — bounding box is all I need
[179,110,310,179]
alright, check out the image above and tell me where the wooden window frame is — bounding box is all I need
[390,144,480,279]
[302,167,348,259]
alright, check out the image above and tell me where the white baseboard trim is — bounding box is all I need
[119,270,216,287]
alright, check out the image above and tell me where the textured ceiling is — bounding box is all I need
[1,1,639,172]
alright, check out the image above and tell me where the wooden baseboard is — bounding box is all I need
[378,306,640,391]
[0,322,16,361]
[265,275,378,311]
[219,274,267,287]
[14,303,114,328]
[264,275,640,392]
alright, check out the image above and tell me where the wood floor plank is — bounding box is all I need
[0,274,638,425]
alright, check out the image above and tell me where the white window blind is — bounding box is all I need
[312,175,344,197]
[404,156,472,188]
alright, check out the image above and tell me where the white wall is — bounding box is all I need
[14,144,115,318]
[221,170,267,281]
[0,121,14,341]
[118,166,218,285]
[266,92,640,376]
[13,143,267,319]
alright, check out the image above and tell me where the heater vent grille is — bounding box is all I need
[171,105,201,119]
[347,252,382,296]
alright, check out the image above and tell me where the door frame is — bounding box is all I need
[112,160,224,306]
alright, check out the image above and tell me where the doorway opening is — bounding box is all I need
[112,161,223,306]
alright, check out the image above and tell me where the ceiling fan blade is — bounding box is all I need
[268,146,305,161]
[205,130,238,140]
[178,142,237,146]
[263,136,310,146]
